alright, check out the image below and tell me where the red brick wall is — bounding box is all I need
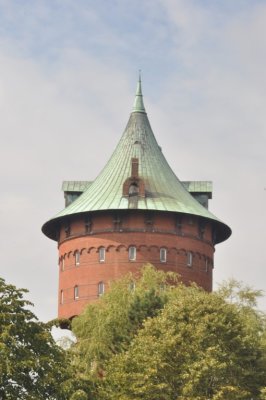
[57,211,214,318]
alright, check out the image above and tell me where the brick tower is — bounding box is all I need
[42,77,231,319]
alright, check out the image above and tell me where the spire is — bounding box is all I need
[42,77,231,245]
[132,71,146,113]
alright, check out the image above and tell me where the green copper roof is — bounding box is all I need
[62,181,92,192]
[132,73,146,113]
[42,79,231,243]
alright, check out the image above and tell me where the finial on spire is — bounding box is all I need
[132,71,146,113]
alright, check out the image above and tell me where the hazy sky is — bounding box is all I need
[0,0,265,321]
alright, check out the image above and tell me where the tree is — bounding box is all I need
[69,266,266,399]
[0,277,69,399]
[71,265,176,377]
[99,279,266,399]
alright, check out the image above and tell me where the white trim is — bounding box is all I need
[160,248,167,263]
[187,251,193,267]
[99,247,105,262]
[75,251,80,266]
[128,246,136,261]
[98,281,105,296]
[74,285,79,299]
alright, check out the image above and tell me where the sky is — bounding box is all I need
[0,0,265,321]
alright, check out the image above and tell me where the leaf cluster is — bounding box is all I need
[71,264,176,377]
[101,283,266,399]
[0,277,71,399]
[69,267,266,400]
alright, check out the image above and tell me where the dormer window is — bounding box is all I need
[129,183,139,196]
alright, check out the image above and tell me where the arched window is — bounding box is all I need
[61,257,65,271]
[74,285,79,300]
[160,248,167,263]
[187,251,193,267]
[99,247,105,262]
[128,246,136,261]
[60,290,64,304]
[98,282,105,297]
[129,183,139,196]
[75,251,80,266]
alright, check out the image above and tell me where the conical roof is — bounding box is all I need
[42,78,231,243]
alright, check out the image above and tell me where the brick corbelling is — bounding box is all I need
[58,211,213,245]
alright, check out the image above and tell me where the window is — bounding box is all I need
[99,247,105,262]
[75,251,80,266]
[128,246,136,261]
[176,215,182,233]
[160,248,167,263]
[205,258,209,272]
[98,281,105,297]
[65,221,70,238]
[199,220,206,239]
[74,285,79,300]
[61,257,65,271]
[187,251,193,267]
[60,290,64,304]
[129,183,139,196]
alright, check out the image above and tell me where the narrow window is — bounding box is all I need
[65,221,70,238]
[128,246,136,261]
[187,251,193,267]
[205,258,209,272]
[98,281,105,297]
[199,219,206,239]
[75,251,80,266]
[60,290,64,304]
[176,215,182,233]
[74,285,79,300]
[61,257,65,271]
[99,247,105,262]
[85,215,92,233]
[160,248,167,263]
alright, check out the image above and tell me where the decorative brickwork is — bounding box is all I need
[57,210,214,318]
[42,78,231,319]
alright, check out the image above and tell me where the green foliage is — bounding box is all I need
[69,389,89,400]
[217,278,263,307]
[260,387,266,399]
[93,275,266,399]
[0,277,70,399]
[3,268,264,399]
[71,264,176,376]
